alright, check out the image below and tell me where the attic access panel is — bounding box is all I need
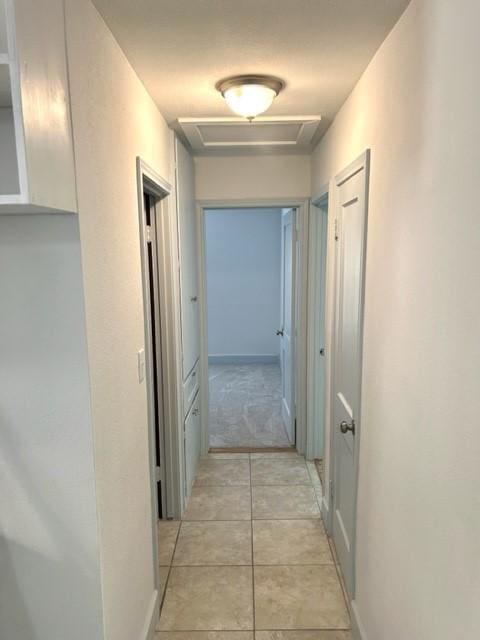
[178,116,322,154]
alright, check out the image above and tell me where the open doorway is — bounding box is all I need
[137,158,183,530]
[307,190,329,493]
[203,207,297,450]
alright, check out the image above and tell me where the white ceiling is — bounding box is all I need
[93,0,410,153]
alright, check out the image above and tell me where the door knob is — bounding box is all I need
[340,419,355,435]
[276,329,284,337]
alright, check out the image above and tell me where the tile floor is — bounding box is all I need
[208,364,291,448]
[155,452,351,639]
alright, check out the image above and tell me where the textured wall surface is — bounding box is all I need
[0,215,103,640]
[205,208,282,358]
[311,1,480,638]
[195,154,310,201]
[65,1,174,638]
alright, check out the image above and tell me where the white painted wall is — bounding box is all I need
[0,215,103,640]
[195,154,310,201]
[64,1,175,638]
[311,1,480,638]
[205,208,281,359]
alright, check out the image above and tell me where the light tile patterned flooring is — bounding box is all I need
[155,452,351,639]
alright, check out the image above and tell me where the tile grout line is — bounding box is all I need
[249,452,257,637]
[159,454,347,636]
[328,534,352,623]
[164,562,337,568]
[157,520,182,623]
[194,483,314,487]
[156,627,351,634]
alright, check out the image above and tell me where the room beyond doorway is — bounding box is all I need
[204,207,296,449]
[209,362,289,447]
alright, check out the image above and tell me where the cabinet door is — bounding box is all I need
[184,392,201,499]
[0,0,77,213]
[176,138,200,377]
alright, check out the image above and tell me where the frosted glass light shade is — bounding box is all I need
[223,84,277,119]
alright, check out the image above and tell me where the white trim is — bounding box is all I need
[197,200,210,455]
[178,116,322,153]
[196,198,309,455]
[138,590,159,640]
[179,115,322,124]
[320,494,330,526]
[306,183,329,461]
[350,599,368,640]
[136,157,183,602]
[319,178,337,537]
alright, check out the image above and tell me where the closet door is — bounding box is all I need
[175,138,200,378]
[184,392,201,497]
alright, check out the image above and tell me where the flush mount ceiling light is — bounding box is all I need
[216,75,284,121]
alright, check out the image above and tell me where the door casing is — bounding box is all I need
[196,198,310,455]
[280,208,297,443]
[137,158,184,605]
[306,186,329,461]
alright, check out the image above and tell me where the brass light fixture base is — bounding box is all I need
[215,74,285,96]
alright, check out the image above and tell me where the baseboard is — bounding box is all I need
[320,495,330,528]
[319,493,367,640]
[139,589,159,640]
[350,599,368,640]
[208,354,280,365]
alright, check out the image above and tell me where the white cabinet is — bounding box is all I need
[0,0,77,214]
[175,137,200,378]
[176,137,202,504]
[183,359,199,413]
[184,391,201,498]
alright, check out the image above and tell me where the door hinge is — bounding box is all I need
[155,465,161,482]
[329,479,334,503]
[334,219,339,241]
[146,225,152,243]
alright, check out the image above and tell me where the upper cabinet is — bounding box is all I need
[0,0,77,214]
[175,137,200,380]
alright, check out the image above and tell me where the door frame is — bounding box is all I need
[136,159,184,587]
[306,184,329,462]
[280,207,297,444]
[196,198,310,455]
[325,150,370,599]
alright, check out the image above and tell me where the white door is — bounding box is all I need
[331,151,370,598]
[184,392,201,494]
[280,208,296,443]
[175,138,200,378]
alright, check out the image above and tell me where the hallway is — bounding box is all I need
[156,452,350,637]
[209,364,291,448]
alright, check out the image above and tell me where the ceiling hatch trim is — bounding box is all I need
[177,116,322,153]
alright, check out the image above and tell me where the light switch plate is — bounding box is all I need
[138,348,145,383]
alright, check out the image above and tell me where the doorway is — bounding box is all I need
[143,188,167,518]
[307,189,329,493]
[200,206,299,450]
[137,158,184,527]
